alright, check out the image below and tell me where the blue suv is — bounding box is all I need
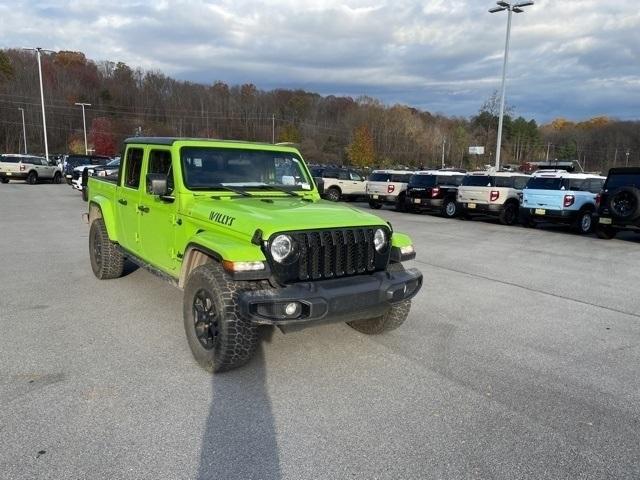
[520,170,605,234]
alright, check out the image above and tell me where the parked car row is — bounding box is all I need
[356,167,640,239]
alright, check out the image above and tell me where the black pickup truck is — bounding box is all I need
[595,167,640,239]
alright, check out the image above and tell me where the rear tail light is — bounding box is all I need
[431,187,441,198]
[595,194,601,207]
[563,194,575,207]
[387,184,395,194]
[19,163,25,171]
[490,190,500,202]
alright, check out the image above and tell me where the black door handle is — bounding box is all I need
[118,198,127,205]
[137,205,150,213]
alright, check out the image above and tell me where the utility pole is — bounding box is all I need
[441,138,446,168]
[18,108,27,154]
[74,102,91,154]
[272,114,275,144]
[545,142,551,161]
[24,47,55,162]
[613,148,618,167]
[489,1,534,171]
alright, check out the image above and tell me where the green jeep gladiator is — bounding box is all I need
[87,138,423,372]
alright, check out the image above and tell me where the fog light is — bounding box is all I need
[400,245,415,255]
[285,302,300,316]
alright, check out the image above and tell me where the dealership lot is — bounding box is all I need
[1,184,640,480]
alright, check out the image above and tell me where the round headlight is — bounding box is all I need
[373,228,387,252]
[270,234,294,263]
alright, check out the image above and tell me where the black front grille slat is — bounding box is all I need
[274,227,384,283]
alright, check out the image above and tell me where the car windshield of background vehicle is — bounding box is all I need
[409,175,437,187]
[369,173,392,182]
[463,175,493,187]
[606,174,640,190]
[526,177,563,190]
[440,175,464,186]
[181,147,311,191]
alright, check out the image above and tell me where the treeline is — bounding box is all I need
[0,49,638,171]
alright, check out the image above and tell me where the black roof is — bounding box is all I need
[608,167,640,175]
[123,137,279,147]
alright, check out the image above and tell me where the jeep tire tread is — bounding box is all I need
[89,218,125,280]
[183,263,259,373]
[82,186,88,202]
[347,300,411,334]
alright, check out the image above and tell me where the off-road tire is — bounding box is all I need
[325,187,341,202]
[369,201,382,209]
[52,172,62,184]
[573,209,594,234]
[499,202,518,226]
[441,198,457,218]
[26,171,37,185]
[183,263,260,373]
[0,177,9,184]
[348,300,411,334]
[609,187,640,220]
[595,226,617,240]
[82,186,89,202]
[89,218,124,280]
[347,263,411,334]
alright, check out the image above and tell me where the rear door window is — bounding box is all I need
[1,156,21,163]
[513,177,529,189]
[147,150,174,194]
[123,148,144,189]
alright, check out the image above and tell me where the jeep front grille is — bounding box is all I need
[267,227,390,283]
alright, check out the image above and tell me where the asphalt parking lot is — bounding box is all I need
[2,183,640,480]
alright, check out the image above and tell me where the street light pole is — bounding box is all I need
[489,1,534,171]
[18,108,27,154]
[24,47,55,162]
[75,102,92,154]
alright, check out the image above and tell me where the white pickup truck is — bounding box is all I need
[0,154,62,184]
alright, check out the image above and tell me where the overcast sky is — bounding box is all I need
[1,0,638,123]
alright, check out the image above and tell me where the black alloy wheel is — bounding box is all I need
[610,188,640,220]
[193,289,219,350]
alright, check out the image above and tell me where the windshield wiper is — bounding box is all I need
[251,185,300,197]
[209,184,252,197]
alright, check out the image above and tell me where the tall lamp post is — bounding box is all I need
[18,107,27,154]
[489,1,534,171]
[75,102,91,154]
[24,47,56,162]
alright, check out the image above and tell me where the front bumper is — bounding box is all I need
[239,267,423,327]
[520,207,577,222]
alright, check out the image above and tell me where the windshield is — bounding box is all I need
[526,177,563,190]
[463,175,492,187]
[605,174,640,190]
[180,147,311,191]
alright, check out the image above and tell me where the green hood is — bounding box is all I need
[183,195,388,240]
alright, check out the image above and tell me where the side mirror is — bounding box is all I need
[146,173,168,196]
